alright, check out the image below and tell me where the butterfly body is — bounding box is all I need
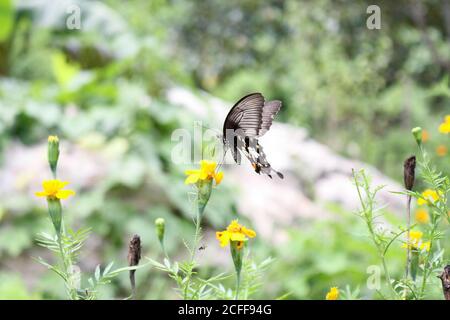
[222,93,284,179]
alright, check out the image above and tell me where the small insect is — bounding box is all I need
[222,93,284,179]
[198,244,207,251]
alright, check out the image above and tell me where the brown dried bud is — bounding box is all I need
[127,234,141,267]
[439,265,450,300]
[403,156,416,191]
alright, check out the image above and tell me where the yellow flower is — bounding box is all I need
[415,209,430,224]
[402,230,430,252]
[185,160,224,185]
[417,189,440,206]
[326,287,339,300]
[420,241,431,252]
[436,144,448,157]
[35,179,75,200]
[439,115,450,134]
[216,219,256,249]
[410,230,423,242]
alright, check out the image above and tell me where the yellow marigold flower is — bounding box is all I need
[415,208,430,224]
[185,160,224,185]
[402,230,430,252]
[326,287,339,300]
[421,129,429,143]
[216,219,256,249]
[436,144,448,157]
[35,179,75,200]
[417,189,440,206]
[439,115,450,134]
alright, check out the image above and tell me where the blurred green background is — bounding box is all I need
[0,0,449,299]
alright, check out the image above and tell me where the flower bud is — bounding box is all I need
[128,234,141,267]
[411,127,422,146]
[403,156,416,191]
[48,135,60,176]
[155,218,165,244]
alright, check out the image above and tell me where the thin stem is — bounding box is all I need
[129,270,136,299]
[183,210,202,300]
[235,272,241,300]
[406,195,412,279]
[57,234,76,300]
[419,223,438,299]
[353,170,397,298]
[403,195,412,299]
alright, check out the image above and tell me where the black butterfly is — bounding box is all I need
[222,93,284,179]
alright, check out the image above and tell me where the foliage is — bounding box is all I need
[0,0,450,299]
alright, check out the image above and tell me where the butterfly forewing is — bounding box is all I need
[223,93,264,136]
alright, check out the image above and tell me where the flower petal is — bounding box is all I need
[214,171,224,185]
[35,191,48,197]
[43,180,56,192]
[242,227,256,238]
[230,232,246,242]
[184,173,200,184]
[55,189,75,199]
[200,160,217,179]
[57,181,70,189]
[216,231,230,247]
[199,170,209,180]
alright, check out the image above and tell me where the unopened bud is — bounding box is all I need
[48,135,60,176]
[127,234,141,267]
[411,127,422,146]
[155,218,165,244]
[403,156,416,191]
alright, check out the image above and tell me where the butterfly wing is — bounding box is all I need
[223,93,284,179]
[236,136,284,179]
[223,93,265,138]
[259,100,282,137]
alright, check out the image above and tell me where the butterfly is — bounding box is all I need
[222,93,284,179]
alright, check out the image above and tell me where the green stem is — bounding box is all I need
[353,170,397,298]
[182,180,211,299]
[235,271,241,300]
[403,195,412,299]
[419,224,437,299]
[381,256,396,298]
[183,210,202,300]
[57,222,78,300]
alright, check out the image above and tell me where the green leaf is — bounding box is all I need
[94,265,101,281]
[103,261,114,276]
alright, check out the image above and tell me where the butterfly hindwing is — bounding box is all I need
[259,100,282,137]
